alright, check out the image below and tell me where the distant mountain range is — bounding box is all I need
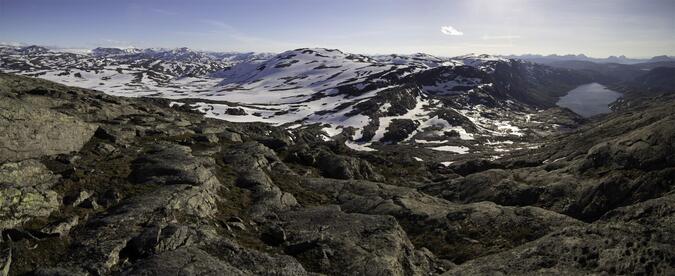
[1,44,673,154]
[502,53,675,64]
[0,44,595,156]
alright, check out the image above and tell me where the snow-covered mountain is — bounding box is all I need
[0,45,252,97]
[0,45,590,158]
[371,53,459,68]
[184,48,589,156]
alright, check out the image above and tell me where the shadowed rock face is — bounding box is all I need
[0,72,673,275]
[444,194,675,275]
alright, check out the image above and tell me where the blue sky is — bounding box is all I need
[1,0,673,57]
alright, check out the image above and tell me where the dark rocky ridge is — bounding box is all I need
[0,73,673,275]
[613,67,675,101]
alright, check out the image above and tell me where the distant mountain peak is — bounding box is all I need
[649,55,674,62]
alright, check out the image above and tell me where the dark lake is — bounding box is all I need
[556,83,622,117]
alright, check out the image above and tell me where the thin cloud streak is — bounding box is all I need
[200,19,237,32]
[150,8,177,16]
[175,20,303,52]
[482,35,522,40]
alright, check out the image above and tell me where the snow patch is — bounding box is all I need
[430,145,470,154]
[345,141,377,152]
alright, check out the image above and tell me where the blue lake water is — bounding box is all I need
[556,83,622,117]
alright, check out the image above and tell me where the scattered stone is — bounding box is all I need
[227,222,247,231]
[55,154,80,165]
[261,225,286,246]
[227,217,244,223]
[194,133,220,144]
[69,190,92,207]
[78,197,100,210]
[315,150,383,181]
[195,125,228,134]
[99,188,122,208]
[41,216,79,237]
[218,131,243,143]
[173,119,191,127]
[94,125,136,144]
[93,142,116,156]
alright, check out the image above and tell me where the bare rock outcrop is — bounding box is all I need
[0,159,60,229]
[0,98,97,163]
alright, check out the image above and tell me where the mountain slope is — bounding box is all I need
[545,60,643,84]
[623,67,675,95]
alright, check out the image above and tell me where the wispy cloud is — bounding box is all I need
[440,26,463,36]
[481,35,521,40]
[178,20,301,52]
[200,19,236,32]
[150,8,177,16]
[95,39,136,49]
[0,41,27,47]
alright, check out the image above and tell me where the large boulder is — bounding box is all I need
[0,98,97,162]
[223,142,298,218]
[314,149,384,181]
[120,247,246,276]
[129,142,222,217]
[278,205,433,275]
[200,239,311,275]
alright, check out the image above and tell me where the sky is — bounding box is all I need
[1,0,674,57]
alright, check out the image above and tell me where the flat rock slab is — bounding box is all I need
[0,98,97,162]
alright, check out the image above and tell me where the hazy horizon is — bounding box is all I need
[2,40,672,60]
[1,0,674,58]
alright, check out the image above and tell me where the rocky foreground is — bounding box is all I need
[0,72,673,275]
